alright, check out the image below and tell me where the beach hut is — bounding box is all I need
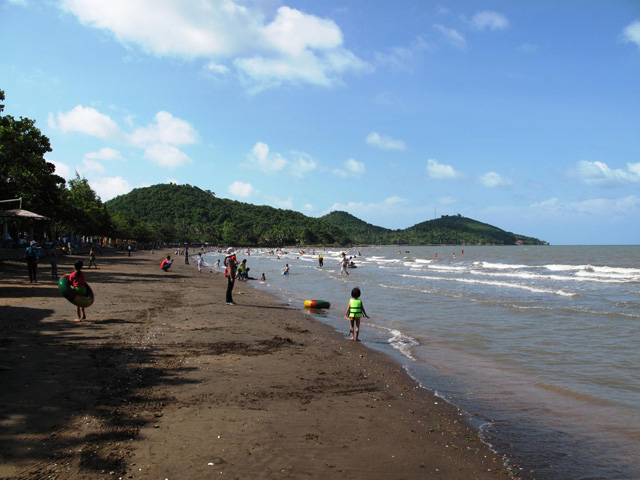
[1,198,51,248]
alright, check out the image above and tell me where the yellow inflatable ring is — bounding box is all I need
[304,300,330,309]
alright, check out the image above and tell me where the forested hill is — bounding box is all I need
[319,211,392,244]
[105,183,547,246]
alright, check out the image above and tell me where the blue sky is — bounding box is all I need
[1,0,639,245]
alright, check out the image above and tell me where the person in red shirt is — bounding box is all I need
[69,260,87,322]
[161,255,172,271]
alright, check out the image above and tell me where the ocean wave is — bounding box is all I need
[470,269,630,284]
[400,274,578,297]
[546,263,640,276]
[474,261,531,270]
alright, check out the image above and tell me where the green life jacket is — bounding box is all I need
[349,298,363,318]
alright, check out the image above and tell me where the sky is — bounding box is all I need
[1,0,639,245]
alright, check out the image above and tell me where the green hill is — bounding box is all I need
[105,183,547,246]
[319,211,393,244]
[403,215,518,245]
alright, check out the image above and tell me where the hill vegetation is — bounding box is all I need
[105,183,547,246]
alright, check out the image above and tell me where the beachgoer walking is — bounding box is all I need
[338,252,349,275]
[49,242,59,280]
[128,244,132,257]
[69,260,87,322]
[88,248,97,269]
[344,287,369,341]
[197,253,204,272]
[184,246,189,264]
[224,248,238,305]
[318,254,323,267]
[24,240,40,283]
[161,255,172,271]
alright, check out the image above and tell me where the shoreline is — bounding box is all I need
[0,249,513,479]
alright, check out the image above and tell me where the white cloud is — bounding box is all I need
[81,159,105,174]
[479,171,513,188]
[90,176,132,201]
[290,152,318,179]
[129,111,198,147]
[84,147,125,161]
[125,112,197,169]
[327,196,408,216]
[375,36,432,70]
[143,144,191,168]
[60,1,369,91]
[205,62,230,76]
[333,158,365,178]
[573,160,640,186]
[248,141,287,172]
[628,163,640,176]
[426,158,461,180]
[246,142,320,179]
[365,132,406,151]
[622,20,640,49]
[470,11,509,31]
[54,105,119,138]
[531,197,561,214]
[433,24,466,49]
[47,159,73,179]
[531,195,640,217]
[228,180,255,197]
[266,195,293,209]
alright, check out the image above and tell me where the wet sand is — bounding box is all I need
[0,249,513,479]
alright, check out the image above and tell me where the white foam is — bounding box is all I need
[401,274,578,297]
[474,261,530,270]
[415,259,434,264]
[470,269,628,284]
[387,329,419,360]
[368,324,419,360]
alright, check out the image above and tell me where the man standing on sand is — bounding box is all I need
[24,240,40,283]
[224,248,238,305]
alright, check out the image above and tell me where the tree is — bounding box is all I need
[0,89,66,217]
[60,173,110,237]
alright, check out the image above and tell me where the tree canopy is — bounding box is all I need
[0,89,66,219]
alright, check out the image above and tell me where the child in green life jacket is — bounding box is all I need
[344,287,369,341]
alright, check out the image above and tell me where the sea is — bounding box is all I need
[204,245,640,480]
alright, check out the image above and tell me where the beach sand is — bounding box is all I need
[0,249,512,479]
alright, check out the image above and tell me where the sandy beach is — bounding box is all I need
[0,249,512,479]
